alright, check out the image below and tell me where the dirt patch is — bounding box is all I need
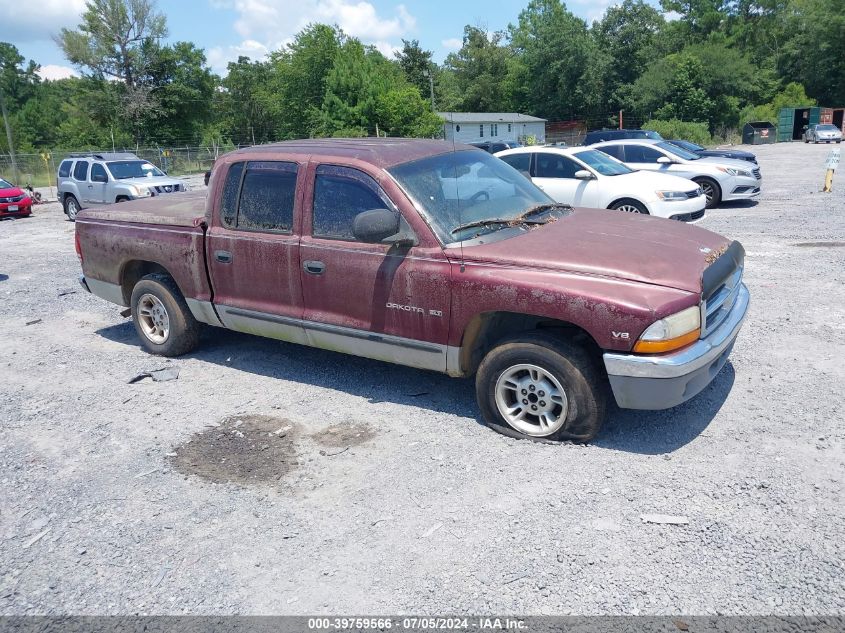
[171,414,297,485]
[311,422,376,449]
[795,241,845,248]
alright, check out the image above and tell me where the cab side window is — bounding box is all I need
[91,164,108,183]
[534,153,580,179]
[313,166,395,241]
[73,161,89,182]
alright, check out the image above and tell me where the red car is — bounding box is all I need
[0,179,33,218]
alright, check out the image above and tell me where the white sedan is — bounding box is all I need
[590,139,762,208]
[495,145,707,221]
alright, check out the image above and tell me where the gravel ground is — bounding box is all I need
[0,144,843,616]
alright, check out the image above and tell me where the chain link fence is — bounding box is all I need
[0,145,239,189]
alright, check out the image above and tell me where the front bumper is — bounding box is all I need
[650,195,706,221]
[723,175,761,201]
[0,202,32,217]
[603,283,749,410]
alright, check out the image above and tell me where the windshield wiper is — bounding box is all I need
[517,202,572,220]
[450,217,544,235]
[450,203,571,236]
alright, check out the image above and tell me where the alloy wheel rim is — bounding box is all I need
[68,199,79,218]
[494,363,569,437]
[616,204,641,213]
[701,183,714,203]
[137,294,170,344]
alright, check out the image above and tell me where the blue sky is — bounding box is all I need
[0,0,660,79]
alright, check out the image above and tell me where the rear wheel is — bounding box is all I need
[63,195,81,221]
[609,199,648,214]
[476,333,606,443]
[130,273,200,357]
[694,177,722,209]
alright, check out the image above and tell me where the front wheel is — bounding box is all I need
[130,273,201,357]
[609,199,648,214]
[476,333,606,442]
[694,177,722,209]
[63,195,81,221]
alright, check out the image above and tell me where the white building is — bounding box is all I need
[438,112,547,145]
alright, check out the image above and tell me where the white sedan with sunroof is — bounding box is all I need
[495,145,707,221]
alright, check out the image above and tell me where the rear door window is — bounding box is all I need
[623,145,663,163]
[58,161,73,178]
[219,161,298,232]
[499,153,531,176]
[73,161,89,182]
[597,145,624,161]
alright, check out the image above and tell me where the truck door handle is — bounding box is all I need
[303,260,325,275]
[215,250,233,264]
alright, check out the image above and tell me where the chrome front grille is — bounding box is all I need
[701,265,743,337]
[152,184,181,194]
[0,194,24,203]
[686,188,703,199]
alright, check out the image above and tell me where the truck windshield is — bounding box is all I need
[573,150,633,176]
[388,149,555,244]
[107,161,165,179]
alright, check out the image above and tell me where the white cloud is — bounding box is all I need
[0,0,86,43]
[212,0,417,72]
[441,37,462,51]
[207,39,271,73]
[571,0,615,23]
[37,64,78,81]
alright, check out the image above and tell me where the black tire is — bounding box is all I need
[475,333,607,443]
[63,195,81,221]
[609,198,649,214]
[130,273,201,357]
[694,177,722,209]
[115,196,129,203]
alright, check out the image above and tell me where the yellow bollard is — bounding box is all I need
[822,148,840,193]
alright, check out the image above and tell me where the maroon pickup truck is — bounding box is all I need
[76,139,749,442]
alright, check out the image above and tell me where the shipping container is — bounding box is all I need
[833,108,844,132]
[777,107,834,141]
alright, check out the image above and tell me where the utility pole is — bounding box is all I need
[423,68,435,112]
[0,81,19,183]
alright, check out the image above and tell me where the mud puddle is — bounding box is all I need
[312,422,376,449]
[172,414,298,485]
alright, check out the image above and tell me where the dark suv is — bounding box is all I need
[583,129,662,145]
[470,140,523,154]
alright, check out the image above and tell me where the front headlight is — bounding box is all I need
[131,186,151,197]
[717,167,753,178]
[633,305,701,354]
[656,190,688,201]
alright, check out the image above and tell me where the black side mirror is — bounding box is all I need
[92,173,108,183]
[352,208,401,243]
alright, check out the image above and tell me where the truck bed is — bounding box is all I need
[78,191,207,227]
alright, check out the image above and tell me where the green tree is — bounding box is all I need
[220,56,276,145]
[508,0,607,120]
[375,86,443,137]
[271,24,344,139]
[442,26,515,112]
[394,39,436,107]
[592,0,665,109]
[56,0,167,87]
[141,41,217,144]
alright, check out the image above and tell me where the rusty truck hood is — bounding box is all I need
[457,208,731,293]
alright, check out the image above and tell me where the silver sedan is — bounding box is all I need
[804,124,843,144]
